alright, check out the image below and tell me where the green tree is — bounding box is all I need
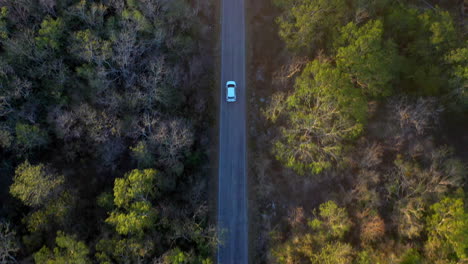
[273,201,353,263]
[10,161,64,207]
[387,148,464,239]
[95,237,154,264]
[312,242,353,264]
[15,123,49,152]
[121,9,152,33]
[33,231,90,264]
[9,161,72,233]
[96,191,114,211]
[106,169,157,236]
[130,141,155,169]
[70,29,111,64]
[418,8,457,53]
[0,0,233,261]
[0,7,8,40]
[163,248,190,264]
[445,46,468,110]
[425,194,468,262]
[275,0,351,54]
[268,60,366,174]
[385,6,461,96]
[355,250,375,264]
[336,20,399,97]
[310,201,352,240]
[35,16,65,50]
[25,192,73,232]
[400,249,422,264]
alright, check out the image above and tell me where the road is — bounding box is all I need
[217,0,248,262]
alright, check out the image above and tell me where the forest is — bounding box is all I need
[0,0,467,263]
[248,0,467,263]
[0,0,217,263]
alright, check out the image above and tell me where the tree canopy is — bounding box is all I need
[275,0,351,54]
[34,231,90,264]
[425,195,468,262]
[106,169,158,236]
[9,161,63,207]
[268,59,366,174]
[336,20,399,97]
[273,201,353,264]
[0,0,215,262]
[263,1,467,264]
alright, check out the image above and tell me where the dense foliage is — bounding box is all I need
[267,0,466,175]
[0,0,215,263]
[259,0,468,263]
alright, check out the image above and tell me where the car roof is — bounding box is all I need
[227,87,235,96]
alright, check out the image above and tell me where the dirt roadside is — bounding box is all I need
[202,0,220,260]
[245,1,285,263]
[245,1,328,262]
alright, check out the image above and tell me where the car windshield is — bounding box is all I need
[228,84,235,87]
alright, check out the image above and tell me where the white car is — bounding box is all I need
[226,81,237,102]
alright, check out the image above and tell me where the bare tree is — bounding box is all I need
[389,148,464,202]
[9,77,32,99]
[111,21,144,88]
[18,100,39,124]
[288,207,305,229]
[127,112,161,140]
[0,96,12,117]
[105,0,125,13]
[351,169,381,209]
[151,118,194,167]
[0,0,37,24]
[134,0,162,20]
[389,96,443,136]
[2,29,38,62]
[359,142,383,169]
[67,0,107,28]
[48,104,121,145]
[95,88,121,112]
[98,138,125,171]
[139,58,167,110]
[357,209,385,244]
[272,56,308,89]
[38,0,56,16]
[0,221,19,264]
[394,197,425,239]
[47,107,81,141]
[77,105,121,143]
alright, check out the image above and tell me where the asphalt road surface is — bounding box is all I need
[217,0,248,262]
